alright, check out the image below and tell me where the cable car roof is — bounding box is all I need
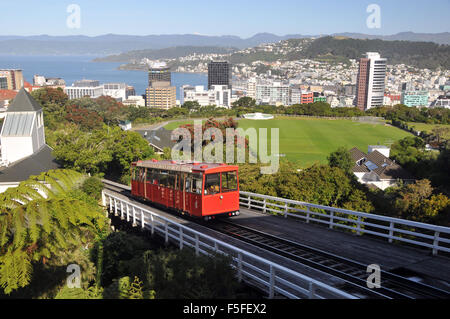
[133,160,239,173]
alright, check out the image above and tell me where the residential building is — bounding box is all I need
[181,85,232,108]
[355,52,387,111]
[0,69,24,91]
[211,85,232,108]
[256,82,290,106]
[181,85,213,106]
[64,80,103,99]
[123,95,146,107]
[247,78,257,99]
[430,93,450,109]
[301,92,314,104]
[33,75,66,89]
[401,90,429,107]
[350,146,415,190]
[208,61,232,91]
[136,127,177,155]
[145,81,176,109]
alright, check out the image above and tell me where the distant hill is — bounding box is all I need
[0,32,449,56]
[302,36,450,69]
[93,46,237,63]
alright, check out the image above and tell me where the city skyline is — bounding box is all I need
[1,0,449,38]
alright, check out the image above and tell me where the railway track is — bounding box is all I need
[101,179,450,299]
[208,220,450,299]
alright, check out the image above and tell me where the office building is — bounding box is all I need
[355,52,387,111]
[145,81,176,110]
[401,91,429,107]
[208,61,232,91]
[181,85,232,108]
[64,80,103,100]
[148,62,171,87]
[102,83,135,102]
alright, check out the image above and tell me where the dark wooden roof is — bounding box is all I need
[350,147,415,181]
[0,145,60,183]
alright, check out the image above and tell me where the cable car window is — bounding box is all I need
[132,167,137,181]
[159,171,169,187]
[205,173,220,195]
[167,174,175,189]
[185,176,192,193]
[191,174,203,194]
[221,171,238,192]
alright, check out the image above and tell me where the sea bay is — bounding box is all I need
[0,55,207,100]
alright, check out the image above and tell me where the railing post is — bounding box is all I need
[356,216,362,236]
[179,227,184,250]
[214,241,218,253]
[195,234,199,256]
[248,195,251,209]
[263,199,267,214]
[126,204,130,222]
[433,232,440,256]
[118,202,122,217]
[269,265,275,299]
[165,221,169,245]
[109,197,112,213]
[309,282,316,299]
[141,211,145,230]
[150,214,155,236]
[237,252,243,283]
[114,199,118,216]
[284,203,288,218]
[132,207,137,227]
[329,211,334,229]
[306,207,310,224]
[389,222,394,243]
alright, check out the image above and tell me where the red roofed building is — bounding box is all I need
[0,90,18,108]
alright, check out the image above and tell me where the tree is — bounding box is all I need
[182,101,201,110]
[0,170,107,294]
[327,147,354,173]
[232,97,256,108]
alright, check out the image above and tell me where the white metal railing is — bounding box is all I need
[102,191,357,299]
[240,191,450,256]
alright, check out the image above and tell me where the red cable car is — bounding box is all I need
[131,160,240,220]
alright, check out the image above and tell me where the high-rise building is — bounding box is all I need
[208,61,232,91]
[145,81,176,110]
[148,62,171,87]
[0,70,24,91]
[355,52,387,111]
[0,76,7,90]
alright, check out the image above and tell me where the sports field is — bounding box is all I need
[165,117,412,167]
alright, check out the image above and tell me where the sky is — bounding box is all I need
[1,0,449,38]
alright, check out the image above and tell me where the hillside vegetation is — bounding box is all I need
[302,36,450,69]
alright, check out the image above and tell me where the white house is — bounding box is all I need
[350,146,415,191]
[0,88,60,193]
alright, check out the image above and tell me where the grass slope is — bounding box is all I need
[165,118,412,167]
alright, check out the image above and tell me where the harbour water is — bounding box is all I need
[0,55,207,100]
